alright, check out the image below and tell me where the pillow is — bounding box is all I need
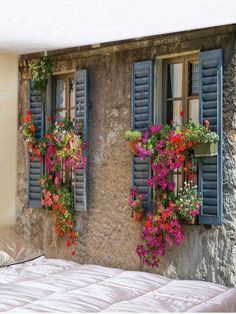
[0,227,42,266]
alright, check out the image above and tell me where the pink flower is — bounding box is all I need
[150,125,162,134]
[139,194,145,200]
[190,210,199,217]
[148,177,155,187]
[53,194,59,203]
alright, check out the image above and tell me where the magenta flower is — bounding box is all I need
[150,124,162,134]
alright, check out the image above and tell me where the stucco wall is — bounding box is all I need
[0,54,18,227]
[17,26,236,287]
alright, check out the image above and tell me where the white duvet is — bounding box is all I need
[0,256,235,312]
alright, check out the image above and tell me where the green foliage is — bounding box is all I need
[124,130,142,142]
[177,121,219,144]
[29,57,53,92]
[202,131,219,143]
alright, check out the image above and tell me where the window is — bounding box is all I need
[162,54,199,193]
[163,54,199,125]
[52,73,75,187]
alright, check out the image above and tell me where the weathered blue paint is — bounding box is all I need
[198,49,223,225]
[74,69,88,211]
[131,61,153,211]
[28,80,44,209]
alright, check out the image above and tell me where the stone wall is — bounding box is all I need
[17,25,236,287]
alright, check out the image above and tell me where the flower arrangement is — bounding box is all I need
[125,114,211,267]
[175,181,201,223]
[181,120,219,144]
[20,113,87,254]
[129,188,145,221]
[124,130,142,155]
[20,111,37,148]
[136,207,184,267]
[124,130,142,142]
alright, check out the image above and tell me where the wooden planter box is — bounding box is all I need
[194,142,218,157]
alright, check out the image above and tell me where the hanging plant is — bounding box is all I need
[29,57,53,92]
[20,113,87,255]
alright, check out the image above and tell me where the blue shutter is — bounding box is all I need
[28,80,44,208]
[74,69,88,211]
[198,49,223,225]
[132,61,153,211]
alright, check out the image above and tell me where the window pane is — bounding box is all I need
[189,98,199,124]
[55,79,66,109]
[189,62,199,95]
[167,100,182,125]
[167,63,183,98]
[56,110,66,121]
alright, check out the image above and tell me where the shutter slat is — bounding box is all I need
[203,68,217,77]
[198,49,223,225]
[203,84,217,93]
[132,61,153,212]
[74,69,88,212]
[28,81,44,209]
[203,92,217,101]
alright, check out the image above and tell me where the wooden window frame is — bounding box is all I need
[162,54,199,124]
[162,54,199,193]
[52,72,75,121]
[51,72,75,187]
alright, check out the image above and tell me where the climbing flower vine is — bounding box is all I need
[125,116,219,267]
[20,112,87,254]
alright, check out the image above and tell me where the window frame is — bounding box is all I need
[162,53,199,124]
[51,72,75,122]
[51,72,76,188]
[156,53,200,194]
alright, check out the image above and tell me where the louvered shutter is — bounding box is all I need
[28,81,44,208]
[198,49,223,225]
[74,69,88,211]
[132,61,153,211]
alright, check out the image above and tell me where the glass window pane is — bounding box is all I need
[55,79,66,109]
[167,100,182,125]
[189,98,199,124]
[189,62,199,95]
[167,63,183,98]
[56,110,66,121]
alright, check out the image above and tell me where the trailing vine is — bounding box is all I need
[20,112,87,255]
[125,117,219,267]
[29,57,53,92]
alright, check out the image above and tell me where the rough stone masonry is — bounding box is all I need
[17,25,236,287]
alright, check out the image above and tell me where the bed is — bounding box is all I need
[0,256,236,312]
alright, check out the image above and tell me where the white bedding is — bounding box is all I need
[0,256,235,312]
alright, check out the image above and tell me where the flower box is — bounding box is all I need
[193,142,218,157]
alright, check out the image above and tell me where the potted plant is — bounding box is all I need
[183,120,219,157]
[193,131,219,157]
[124,130,142,155]
[175,181,201,225]
[129,188,145,222]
